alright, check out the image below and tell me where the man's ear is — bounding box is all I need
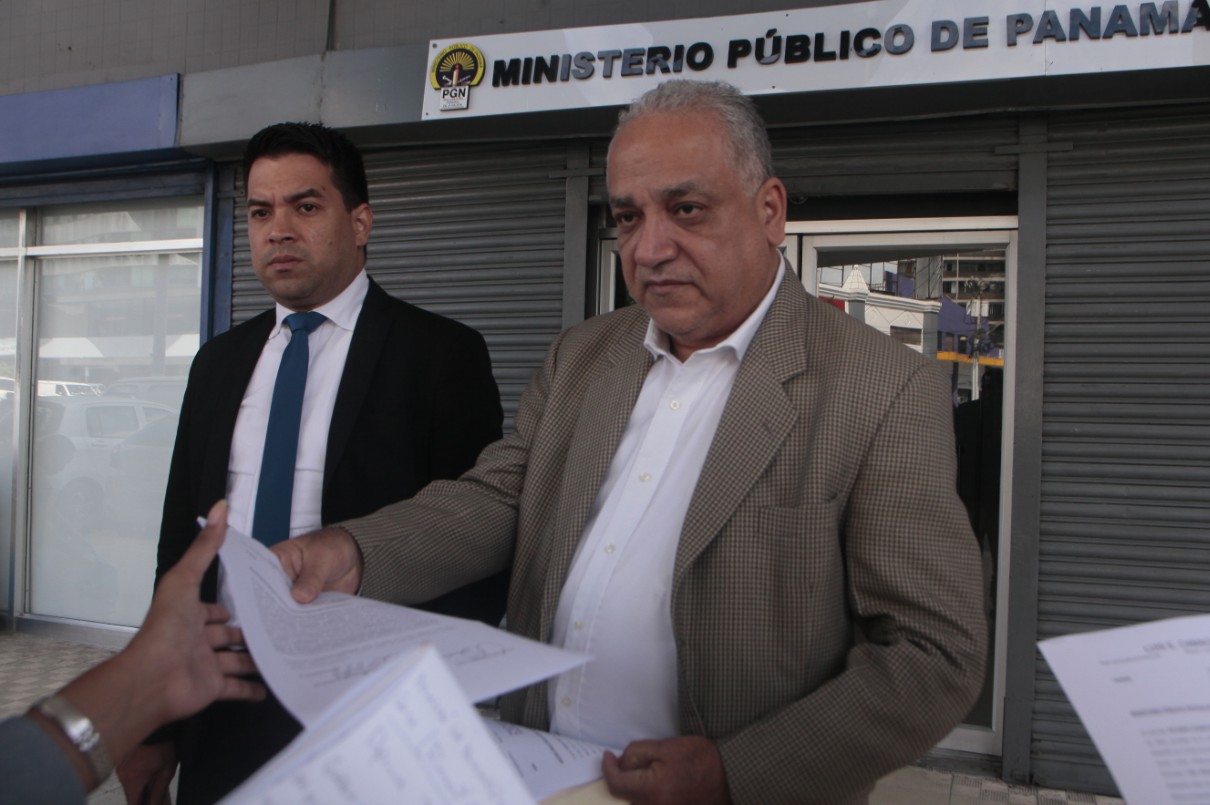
[757,177,788,245]
[351,203,373,246]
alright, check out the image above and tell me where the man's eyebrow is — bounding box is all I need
[661,182,703,200]
[608,184,705,208]
[246,188,323,207]
[285,188,323,204]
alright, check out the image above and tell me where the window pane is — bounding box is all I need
[0,259,15,615]
[28,251,198,626]
[39,197,204,245]
[0,211,17,248]
[815,248,1007,400]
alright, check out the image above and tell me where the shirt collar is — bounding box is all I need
[643,255,787,364]
[273,269,369,336]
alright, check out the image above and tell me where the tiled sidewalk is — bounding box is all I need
[871,766,1124,805]
[0,631,1124,805]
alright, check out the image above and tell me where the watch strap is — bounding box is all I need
[33,694,114,784]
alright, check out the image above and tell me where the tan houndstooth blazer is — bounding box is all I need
[349,271,987,804]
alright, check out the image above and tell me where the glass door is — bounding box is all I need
[787,217,1017,755]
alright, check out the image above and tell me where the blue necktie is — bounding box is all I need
[252,311,326,546]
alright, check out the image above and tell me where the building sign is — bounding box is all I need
[429,43,488,110]
[421,0,1209,118]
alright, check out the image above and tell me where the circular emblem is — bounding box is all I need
[430,43,487,90]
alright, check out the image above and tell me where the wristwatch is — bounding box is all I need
[33,694,114,784]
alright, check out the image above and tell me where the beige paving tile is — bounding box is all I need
[1008,782,1039,804]
[872,765,954,804]
[981,780,1014,803]
[0,632,114,718]
[951,773,990,804]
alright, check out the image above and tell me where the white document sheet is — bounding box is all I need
[1038,613,1210,805]
[223,644,537,804]
[215,523,590,727]
[483,720,618,801]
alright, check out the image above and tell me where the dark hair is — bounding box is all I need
[242,122,370,210]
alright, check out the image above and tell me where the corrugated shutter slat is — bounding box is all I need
[1031,103,1210,793]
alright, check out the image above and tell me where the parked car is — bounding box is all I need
[37,379,103,397]
[104,413,180,538]
[0,396,172,622]
[12,396,177,531]
[103,375,187,411]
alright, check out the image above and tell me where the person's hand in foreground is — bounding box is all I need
[602,735,733,805]
[270,525,363,603]
[116,741,177,805]
[33,500,264,794]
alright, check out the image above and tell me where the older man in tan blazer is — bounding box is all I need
[276,80,986,804]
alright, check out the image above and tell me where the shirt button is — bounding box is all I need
[604,544,616,554]
[639,472,651,482]
[670,400,681,410]
[561,697,572,708]
[574,620,584,631]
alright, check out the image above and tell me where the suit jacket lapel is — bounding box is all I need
[675,273,811,581]
[324,280,390,489]
[538,314,652,640]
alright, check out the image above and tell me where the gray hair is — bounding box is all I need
[610,80,774,193]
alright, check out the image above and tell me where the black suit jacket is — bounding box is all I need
[157,278,505,803]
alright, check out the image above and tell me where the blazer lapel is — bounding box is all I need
[538,315,652,640]
[674,273,811,581]
[324,280,390,488]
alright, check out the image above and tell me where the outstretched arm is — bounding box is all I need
[28,501,265,793]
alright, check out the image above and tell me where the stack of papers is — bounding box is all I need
[226,644,535,803]
[213,526,617,803]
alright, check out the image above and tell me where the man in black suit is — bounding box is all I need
[116,122,505,804]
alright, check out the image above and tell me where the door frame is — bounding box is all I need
[788,216,1018,756]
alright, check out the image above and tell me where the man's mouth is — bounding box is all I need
[646,278,690,292]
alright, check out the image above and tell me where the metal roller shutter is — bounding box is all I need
[771,115,1019,197]
[587,114,1020,201]
[231,142,571,430]
[1032,103,1210,793]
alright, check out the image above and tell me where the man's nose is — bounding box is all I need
[268,212,297,243]
[632,215,677,267]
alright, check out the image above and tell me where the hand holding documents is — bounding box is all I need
[212,523,618,803]
[482,719,622,801]
[226,644,538,803]
[1039,613,1210,805]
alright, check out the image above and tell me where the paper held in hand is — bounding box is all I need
[1038,612,1210,805]
[225,643,536,803]
[213,523,616,803]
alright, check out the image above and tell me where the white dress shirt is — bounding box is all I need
[548,263,785,751]
[226,270,369,539]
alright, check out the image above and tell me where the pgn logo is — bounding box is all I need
[441,86,470,110]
